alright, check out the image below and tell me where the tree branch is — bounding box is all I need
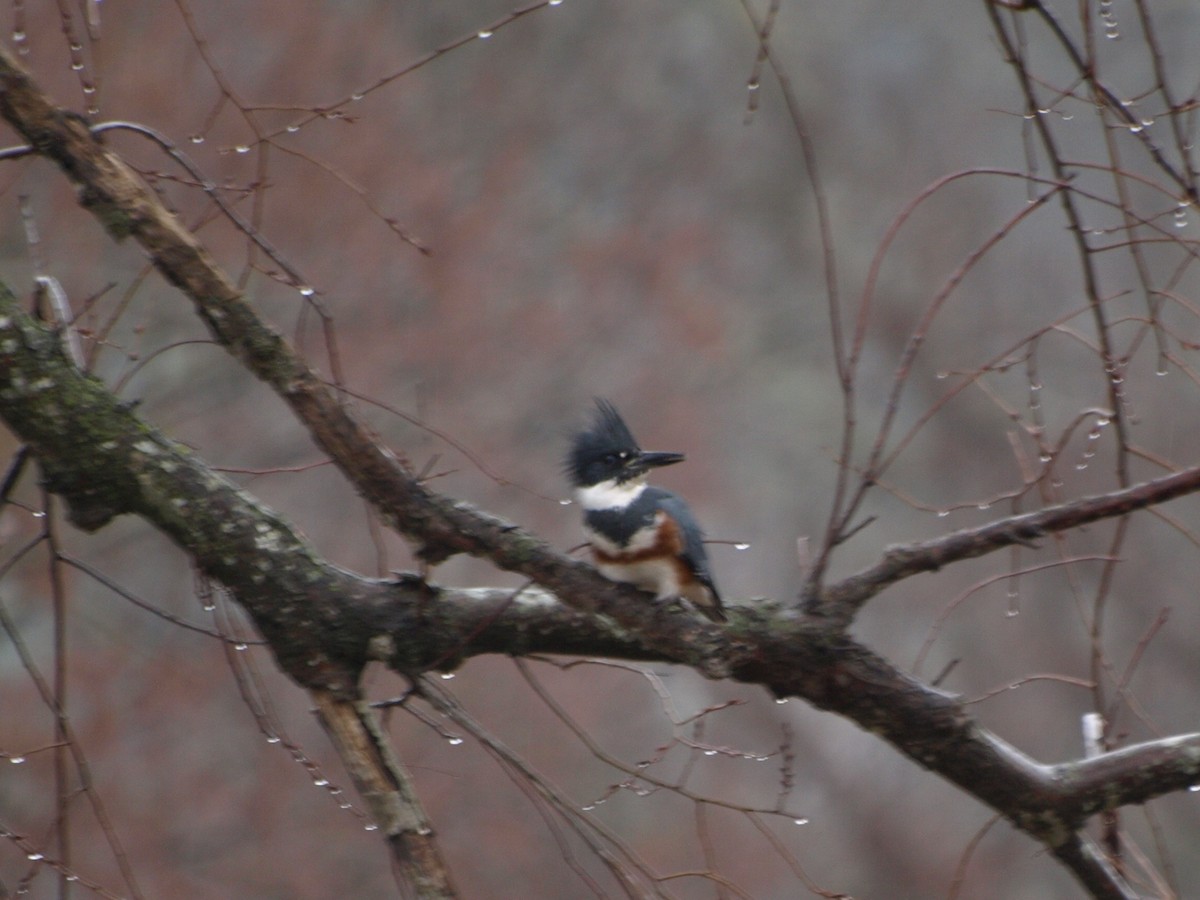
[1051,835,1139,900]
[817,466,1200,626]
[0,280,1187,898]
[312,692,456,900]
[1051,733,1200,816]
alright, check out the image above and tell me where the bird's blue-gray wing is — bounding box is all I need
[649,490,721,602]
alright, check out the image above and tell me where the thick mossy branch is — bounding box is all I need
[0,298,142,529]
[0,287,668,682]
[0,284,376,687]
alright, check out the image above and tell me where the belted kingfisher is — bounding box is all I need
[566,399,726,623]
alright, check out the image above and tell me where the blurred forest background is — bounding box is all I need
[3,0,1200,897]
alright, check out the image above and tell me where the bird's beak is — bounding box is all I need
[639,450,686,470]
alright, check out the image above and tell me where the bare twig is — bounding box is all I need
[818,464,1200,624]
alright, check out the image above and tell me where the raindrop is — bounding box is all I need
[582,804,595,811]
[734,542,750,550]
[1095,416,1111,426]
[1156,365,1169,377]
[439,672,456,680]
[314,778,330,787]
[447,737,464,746]
[1075,462,1089,471]
[1128,122,1142,133]
[977,502,991,510]
[286,124,301,134]
[234,642,248,651]
[70,61,84,72]
[234,145,251,154]
[747,80,761,93]
[558,498,573,506]
[703,749,717,756]
[31,510,46,518]
[549,0,564,5]
[12,30,26,42]
[27,852,44,861]
[202,600,216,611]
[1005,609,1020,618]
[9,756,25,764]
[1174,205,1188,229]
[1189,784,1200,792]
[793,817,810,826]
[364,823,379,832]
[350,93,364,102]
[1038,452,1053,463]
[266,735,281,744]
[774,697,789,705]
[936,510,950,518]
[297,285,316,297]
[477,29,493,39]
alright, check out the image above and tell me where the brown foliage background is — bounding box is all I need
[3,1,1200,897]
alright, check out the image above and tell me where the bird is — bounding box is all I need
[565,399,726,623]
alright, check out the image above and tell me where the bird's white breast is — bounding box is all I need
[577,477,675,594]
[594,554,682,600]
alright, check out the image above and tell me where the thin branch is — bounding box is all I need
[0,598,144,899]
[414,678,662,898]
[818,463,1200,624]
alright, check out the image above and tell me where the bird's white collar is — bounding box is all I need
[576,478,646,511]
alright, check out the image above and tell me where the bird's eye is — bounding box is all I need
[603,453,619,466]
